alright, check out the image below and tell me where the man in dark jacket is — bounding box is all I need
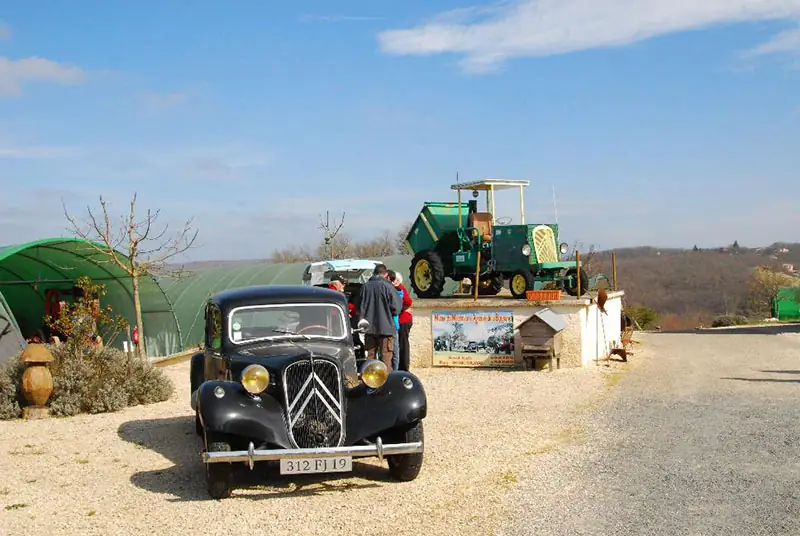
[355,263,402,369]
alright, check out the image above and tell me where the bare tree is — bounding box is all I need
[269,245,314,264]
[315,232,352,260]
[63,192,198,357]
[395,221,413,255]
[352,231,395,258]
[318,210,346,259]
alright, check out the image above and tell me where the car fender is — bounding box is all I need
[189,351,204,410]
[344,371,427,445]
[196,380,293,449]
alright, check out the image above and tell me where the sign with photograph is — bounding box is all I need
[431,310,515,367]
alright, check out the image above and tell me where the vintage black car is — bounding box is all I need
[189,284,427,499]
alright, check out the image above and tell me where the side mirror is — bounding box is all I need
[355,319,369,333]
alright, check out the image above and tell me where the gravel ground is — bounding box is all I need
[502,325,800,535]
[0,353,627,536]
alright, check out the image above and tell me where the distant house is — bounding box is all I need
[783,263,795,273]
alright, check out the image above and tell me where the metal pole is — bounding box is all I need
[519,185,525,224]
[474,249,481,301]
[612,251,618,291]
[576,251,582,298]
[457,172,463,295]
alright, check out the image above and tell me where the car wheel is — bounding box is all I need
[386,421,424,482]
[204,432,234,499]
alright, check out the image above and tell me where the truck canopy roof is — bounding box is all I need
[451,178,530,191]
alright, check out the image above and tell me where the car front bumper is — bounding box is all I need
[202,437,423,470]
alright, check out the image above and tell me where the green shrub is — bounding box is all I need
[0,359,23,420]
[627,306,659,330]
[710,315,749,328]
[0,345,174,420]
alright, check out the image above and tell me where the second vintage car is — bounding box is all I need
[189,284,427,499]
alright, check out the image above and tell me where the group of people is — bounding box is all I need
[327,263,413,371]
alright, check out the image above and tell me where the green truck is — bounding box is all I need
[405,178,589,299]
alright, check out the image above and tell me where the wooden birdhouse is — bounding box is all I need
[518,308,568,371]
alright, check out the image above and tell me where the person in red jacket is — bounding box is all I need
[392,272,413,371]
[327,274,356,318]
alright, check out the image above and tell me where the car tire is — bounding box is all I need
[387,421,424,482]
[409,250,445,298]
[204,432,234,500]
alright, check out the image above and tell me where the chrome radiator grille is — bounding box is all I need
[283,359,344,448]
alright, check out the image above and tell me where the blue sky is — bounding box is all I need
[0,1,798,261]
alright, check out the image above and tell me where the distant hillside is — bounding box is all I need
[589,242,800,323]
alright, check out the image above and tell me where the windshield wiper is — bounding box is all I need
[270,328,310,340]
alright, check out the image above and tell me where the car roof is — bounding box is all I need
[211,285,348,311]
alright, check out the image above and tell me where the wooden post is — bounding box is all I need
[576,250,582,298]
[126,324,133,359]
[473,249,481,301]
[612,251,618,291]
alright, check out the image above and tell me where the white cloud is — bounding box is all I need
[378,0,800,73]
[744,25,800,57]
[0,21,11,40]
[0,56,86,95]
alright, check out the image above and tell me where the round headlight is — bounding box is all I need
[241,364,269,394]
[559,242,569,254]
[521,244,531,256]
[360,359,389,389]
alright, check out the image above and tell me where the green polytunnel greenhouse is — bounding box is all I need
[0,242,459,365]
[0,238,182,364]
[159,254,459,351]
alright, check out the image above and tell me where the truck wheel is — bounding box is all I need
[563,267,589,297]
[478,275,504,296]
[204,432,234,499]
[387,421,424,481]
[510,271,534,299]
[409,251,445,298]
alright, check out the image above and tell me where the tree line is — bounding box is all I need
[269,222,413,263]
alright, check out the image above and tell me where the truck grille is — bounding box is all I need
[531,225,558,264]
[283,359,344,449]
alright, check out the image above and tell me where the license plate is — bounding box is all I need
[279,456,352,475]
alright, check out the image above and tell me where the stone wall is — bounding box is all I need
[406,291,624,369]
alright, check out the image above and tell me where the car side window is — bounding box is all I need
[206,304,222,352]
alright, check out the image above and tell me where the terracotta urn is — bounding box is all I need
[20,344,55,419]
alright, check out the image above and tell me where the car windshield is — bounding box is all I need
[228,303,347,344]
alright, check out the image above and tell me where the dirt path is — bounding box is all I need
[0,353,629,535]
[503,326,800,535]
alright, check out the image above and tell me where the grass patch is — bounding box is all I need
[5,503,28,510]
[77,459,89,464]
[87,510,97,517]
